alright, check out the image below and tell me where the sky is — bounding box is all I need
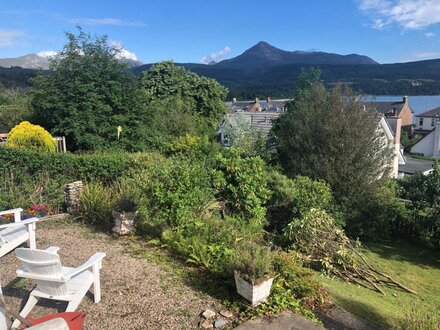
[2,0,440,64]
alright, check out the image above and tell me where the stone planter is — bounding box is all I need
[112,211,137,236]
[234,271,274,306]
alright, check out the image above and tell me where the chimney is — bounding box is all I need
[403,96,408,104]
[255,97,259,103]
[232,97,237,104]
[266,96,271,103]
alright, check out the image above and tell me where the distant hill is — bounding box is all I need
[0,54,50,69]
[0,53,143,70]
[5,42,440,97]
[215,41,378,70]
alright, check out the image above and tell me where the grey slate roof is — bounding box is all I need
[399,156,434,175]
[371,101,406,116]
[416,107,440,118]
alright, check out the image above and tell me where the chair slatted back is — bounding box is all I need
[15,248,68,297]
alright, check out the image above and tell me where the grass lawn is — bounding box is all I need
[316,242,440,329]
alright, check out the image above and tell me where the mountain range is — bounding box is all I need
[3,41,440,97]
[0,53,143,69]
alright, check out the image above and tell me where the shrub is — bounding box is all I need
[6,121,56,152]
[213,148,270,223]
[121,155,215,231]
[0,147,141,184]
[261,251,328,313]
[266,172,335,237]
[78,182,118,231]
[230,241,274,283]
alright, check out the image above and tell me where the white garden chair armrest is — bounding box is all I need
[0,208,23,223]
[45,246,60,254]
[62,253,106,281]
[0,208,23,216]
[16,267,67,283]
[0,217,39,230]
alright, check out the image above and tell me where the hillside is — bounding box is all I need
[215,41,378,70]
[5,42,440,97]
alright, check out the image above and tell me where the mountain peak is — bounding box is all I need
[215,42,378,69]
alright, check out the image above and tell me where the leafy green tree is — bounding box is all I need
[271,79,391,204]
[31,27,141,151]
[139,61,229,134]
[0,84,31,131]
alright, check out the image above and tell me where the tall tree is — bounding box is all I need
[31,27,140,151]
[139,61,229,133]
[271,79,391,204]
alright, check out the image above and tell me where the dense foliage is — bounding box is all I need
[31,28,142,151]
[0,83,32,131]
[398,162,440,248]
[6,121,56,152]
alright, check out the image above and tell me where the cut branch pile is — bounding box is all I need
[286,208,417,295]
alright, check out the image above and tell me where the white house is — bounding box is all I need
[415,106,440,133]
[410,118,440,157]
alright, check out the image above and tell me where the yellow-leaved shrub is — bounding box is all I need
[6,121,56,152]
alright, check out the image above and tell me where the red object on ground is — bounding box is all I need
[29,312,86,330]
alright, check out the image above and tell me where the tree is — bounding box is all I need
[139,61,229,134]
[31,27,141,151]
[0,83,31,131]
[271,78,391,206]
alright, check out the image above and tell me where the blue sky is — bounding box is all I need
[1,0,440,64]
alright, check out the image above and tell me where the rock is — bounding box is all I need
[200,318,214,329]
[219,310,234,319]
[202,309,216,319]
[214,317,229,329]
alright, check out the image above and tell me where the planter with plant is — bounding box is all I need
[112,197,137,236]
[231,242,274,306]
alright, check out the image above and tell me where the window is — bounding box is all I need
[432,118,436,127]
[419,118,423,126]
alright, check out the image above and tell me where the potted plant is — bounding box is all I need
[231,242,274,306]
[112,197,137,236]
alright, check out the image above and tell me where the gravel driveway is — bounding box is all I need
[1,220,225,329]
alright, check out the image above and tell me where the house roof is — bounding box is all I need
[399,156,434,175]
[371,101,406,116]
[416,106,440,118]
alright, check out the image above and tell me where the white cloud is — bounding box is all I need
[37,50,58,58]
[65,17,145,27]
[358,0,440,30]
[425,32,436,38]
[0,29,24,47]
[110,41,138,61]
[200,46,231,64]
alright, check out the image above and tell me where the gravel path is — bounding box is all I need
[1,220,225,329]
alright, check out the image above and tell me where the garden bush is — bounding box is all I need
[212,148,270,223]
[78,182,118,231]
[0,147,141,183]
[266,172,335,237]
[121,155,215,233]
[6,121,56,152]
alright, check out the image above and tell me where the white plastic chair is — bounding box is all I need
[0,208,38,258]
[11,247,106,329]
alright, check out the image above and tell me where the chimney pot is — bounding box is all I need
[403,96,408,103]
[266,96,271,103]
[232,97,237,104]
